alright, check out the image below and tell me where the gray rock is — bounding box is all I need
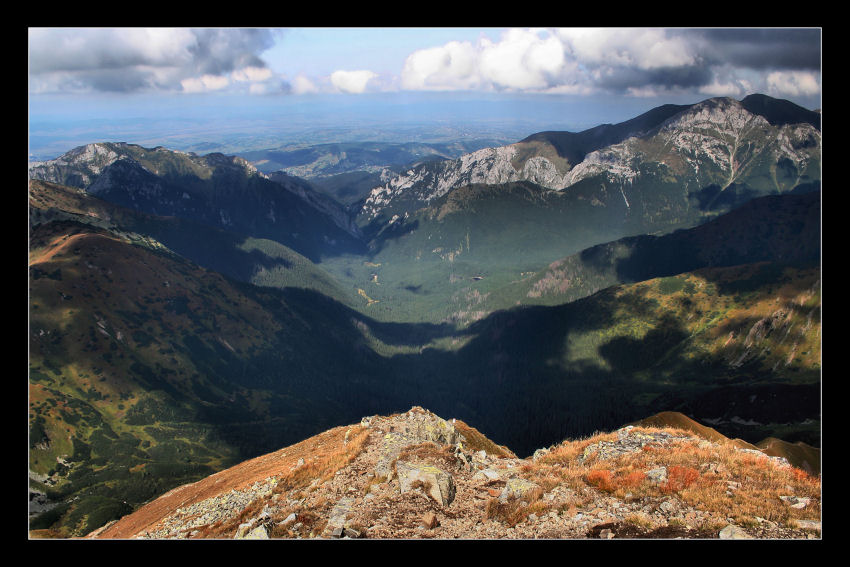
[242,525,269,540]
[719,525,753,539]
[646,467,668,484]
[397,461,456,506]
[473,468,501,482]
[499,478,540,504]
[780,495,811,509]
[795,519,821,532]
[343,527,363,539]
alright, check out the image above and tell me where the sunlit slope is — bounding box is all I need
[387,261,820,457]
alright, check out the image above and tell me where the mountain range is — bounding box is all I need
[28,93,821,537]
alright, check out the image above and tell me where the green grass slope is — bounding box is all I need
[380,261,820,457]
[28,209,402,535]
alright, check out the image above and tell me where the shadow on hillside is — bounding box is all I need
[372,274,821,457]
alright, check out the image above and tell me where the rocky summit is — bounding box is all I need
[84,407,821,540]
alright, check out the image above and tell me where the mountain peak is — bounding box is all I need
[85,408,820,540]
[739,93,821,130]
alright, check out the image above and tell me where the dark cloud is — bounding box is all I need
[186,28,276,76]
[29,28,279,93]
[595,64,715,93]
[683,28,821,70]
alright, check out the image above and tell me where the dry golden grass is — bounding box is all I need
[453,420,517,458]
[514,426,821,527]
[397,441,460,469]
[273,425,371,494]
[484,486,547,527]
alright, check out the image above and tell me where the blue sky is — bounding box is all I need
[28,28,822,158]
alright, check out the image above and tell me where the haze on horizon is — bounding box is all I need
[28,27,822,160]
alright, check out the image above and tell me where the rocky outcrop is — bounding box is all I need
[87,407,821,541]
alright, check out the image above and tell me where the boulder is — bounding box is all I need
[238,525,269,539]
[396,461,456,506]
[499,478,540,503]
[719,525,753,539]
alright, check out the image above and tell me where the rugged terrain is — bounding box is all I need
[28,93,821,538]
[81,407,820,540]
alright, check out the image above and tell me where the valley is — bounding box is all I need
[28,94,821,537]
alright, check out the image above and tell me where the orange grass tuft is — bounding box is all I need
[661,466,700,494]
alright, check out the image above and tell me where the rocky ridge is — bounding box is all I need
[86,407,821,540]
[358,96,820,223]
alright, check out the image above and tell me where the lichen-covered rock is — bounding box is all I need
[499,478,540,503]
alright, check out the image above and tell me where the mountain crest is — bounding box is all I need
[86,407,820,540]
[358,94,821,225]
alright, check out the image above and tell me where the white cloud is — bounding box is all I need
[231,66,273,82]
[766,71,821,97]
[557,28,696,70]
[399,27,706,94]
[401,41,480,91]
[180,74,230,93]
[478,29,567,90]
[330,70,377,94]
[291,75,320,94]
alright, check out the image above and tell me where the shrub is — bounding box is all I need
[661,466,699,493]
[586,469,615,492]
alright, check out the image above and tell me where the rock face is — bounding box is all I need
[357,96,820,225]
[85,406,821,541]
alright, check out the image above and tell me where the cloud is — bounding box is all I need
[687,28,821,71]
[401,41,481,91]
[180,74,231,93]
[330,70,377,94]
[766,71,821,97]
[557,28,696,70]
[231,66,273,82]
[291,75,320,94]
[397,27,821,101]
[29,27,277,94]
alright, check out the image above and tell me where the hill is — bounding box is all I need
[84,407,821,540]
[28,142,364,263]
[29,179,353,304]
[28,188,410,536]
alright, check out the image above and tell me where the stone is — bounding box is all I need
[396,461,456,506]
[658,500,676,514]
[599,528,615,539]
[780,496,811,509]
[532,448,550,461]
[646,467,668,484]
[795,520,821,532]
[473,468,501,482]
[243,525,269,540]
[719,525,753,539]
[279,513,297,527]
[234,522,254,539]
[422,512,440,529]
[343,527,362,539]
[499,478,540,504]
